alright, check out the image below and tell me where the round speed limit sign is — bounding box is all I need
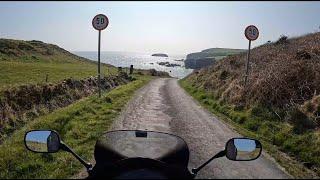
[92,14,109,31]
[245,25,259,41]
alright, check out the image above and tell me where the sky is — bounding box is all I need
[1,1,320,55]
[26,131,51,143]
[234,139,256,152]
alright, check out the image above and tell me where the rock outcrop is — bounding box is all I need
[157,61,181,67]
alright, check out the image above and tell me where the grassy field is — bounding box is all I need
[0,60,118,91]
[25,141,47,152]
[0,74,153,179]
[0,39,121,91]
[179,79,320,178]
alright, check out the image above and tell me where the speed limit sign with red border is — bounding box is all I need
[245,25,259,41]
[92,14,109,31]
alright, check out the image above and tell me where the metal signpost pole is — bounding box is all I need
[244,40,251,88]
[92,14,109,98]
[98,30,101,98]
[244,25,259,90]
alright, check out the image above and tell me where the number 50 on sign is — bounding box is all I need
[245,25,259,41]
[92,14,109,31]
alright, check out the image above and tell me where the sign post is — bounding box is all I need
[92,14,109,97]
[244,25,259,89]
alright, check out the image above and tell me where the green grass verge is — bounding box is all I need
[0,60,118,91]
[179,79,320,179]
[0,75,153,179]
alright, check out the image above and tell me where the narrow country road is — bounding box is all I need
[111,78,291,179]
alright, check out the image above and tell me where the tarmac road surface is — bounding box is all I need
[111,78,291,179]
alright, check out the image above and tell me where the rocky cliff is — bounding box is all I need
[185,48,245,69]
[184,57,215,69]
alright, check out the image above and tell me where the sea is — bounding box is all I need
[73,51,193,79]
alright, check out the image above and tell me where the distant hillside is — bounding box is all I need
[0,39,93,64]
[185,48,245,69]
[0,38,116,90]
[186,48,245,60]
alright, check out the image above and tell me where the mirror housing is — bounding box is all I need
[24,129,93,171]
[24,130,61,153]
[225,138,262,161]
[192,137,262,175]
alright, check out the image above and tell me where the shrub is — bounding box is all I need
[250,105,279,121]
[251,105,265,117]
[245,119,260,132]
[219,105,231,116]
[296,50,311,60]
[305,101,314,112]
[286,107,316,134]
[219,70,229,80]
[316,104,320,114]
[203,99,210,105]
[105,96,112,103]
[199,94,207,100]
[45,48,54,55]
[237,114,247,124]
[233,104,245,111]
[18,42,34,51]
[229,112,238,122]
[149,69,157,76]
[258,122,273,141]
[275,34,288,45]
[212,102,217,109]
[273,127,292,146]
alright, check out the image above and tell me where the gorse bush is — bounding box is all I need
[275,35,289,45]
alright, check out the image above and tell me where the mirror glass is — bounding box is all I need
[25,130,60,153]
[225,138,262,161]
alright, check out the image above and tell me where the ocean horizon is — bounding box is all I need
[73,51,193,79]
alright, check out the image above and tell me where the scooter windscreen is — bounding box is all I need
[94,130,190,167]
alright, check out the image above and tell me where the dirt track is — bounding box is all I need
[110,78,291,179]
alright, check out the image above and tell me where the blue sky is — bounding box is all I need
[234,139,256,152]
[1,1,320,55]
[26,131,51,143]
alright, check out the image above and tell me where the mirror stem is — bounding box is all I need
[191,150,226,175]
[60,141,93,171]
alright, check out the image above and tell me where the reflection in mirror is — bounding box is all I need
[25,130,60,153]
[225,138,262,161]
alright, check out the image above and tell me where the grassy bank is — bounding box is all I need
[0,38,120,91]
[0,75,153,179]
[179,79,319,179]
[0,60,117,91]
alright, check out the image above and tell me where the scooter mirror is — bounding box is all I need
[24,130,61,153]
[225,138,262,161]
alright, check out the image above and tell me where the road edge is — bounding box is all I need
[177,79,320,179]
